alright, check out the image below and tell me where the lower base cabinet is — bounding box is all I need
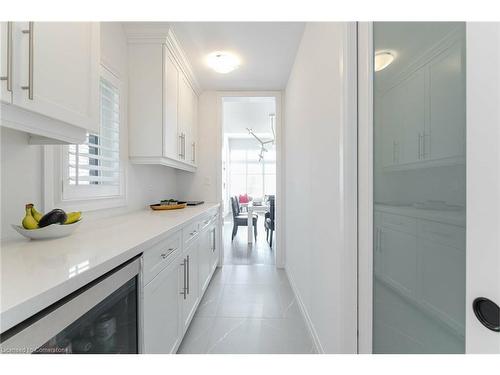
[143,257,182,354]
[142,209,220,354]
[179,240,199,333]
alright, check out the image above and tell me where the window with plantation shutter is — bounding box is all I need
[62,70,124,201]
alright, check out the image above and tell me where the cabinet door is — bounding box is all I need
[143,258,182,354]
[427,40,466,161]
[181,240,199,332]
[13,22,100,132]
[177,74,191,161]
[163,46,179,160]
[380,88,402,167]
[209,223,219,271]
[399,69,426,164]
[378,227,418,298]
[188,88,198,164]
[418,238,465,333]
[1,22,13,104]
[198,229,211,293]
[129,43,164,158]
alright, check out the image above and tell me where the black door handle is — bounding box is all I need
[473,297,500,332]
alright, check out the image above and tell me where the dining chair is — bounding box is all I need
[230,196,258,241]
[265,195,275,247]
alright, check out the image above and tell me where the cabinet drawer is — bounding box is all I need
[380,213,417,234]
[144,231,181,285]
[200,212,218,231]
[418,220,465,250]
[183,221,200,244]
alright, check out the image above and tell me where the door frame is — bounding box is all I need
[215,91,285,268]
[357,22,500,354]
[357,22,374,354]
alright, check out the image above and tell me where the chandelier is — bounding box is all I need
[246,113,275,162]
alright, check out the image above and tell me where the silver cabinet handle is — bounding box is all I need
[191,142,196,163]
[178,133,183,158]
[180,258,187,299]
[182,133,186,160]
[1,22,13,92]
[160,247,176,259]
[378,228,382,253]
[417,133,422,160]
[422,133,427,159]
[186,255,190,295]
[21,22,34,100]
[212,229,216,252]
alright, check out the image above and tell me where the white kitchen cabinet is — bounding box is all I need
[378,226,418,298]
[0,22,13,104]
[427,40,466,162]
[198,226,211,293]
[379,30,465,171]
[198,213,219,294]
[180,239,199,333]
[177,73,198,165]
[143,254,182,354]
[208,221,219,271]
[380,87,402,168]
[163,46,180,161]
[375,208,466,336]
[141,208,221,353]
[399,68,426,165]
[127,26,199,172]
[1,22,100,144]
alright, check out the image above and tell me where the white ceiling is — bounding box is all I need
[170,22,305,91]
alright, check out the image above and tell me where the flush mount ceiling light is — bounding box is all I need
[206,51,240,74]
[374,51,395,72]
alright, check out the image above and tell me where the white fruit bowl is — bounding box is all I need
[11,220,82,240]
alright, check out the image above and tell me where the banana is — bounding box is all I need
[31,206,43,222]
[64,211,82,224]
[22,204,39,230]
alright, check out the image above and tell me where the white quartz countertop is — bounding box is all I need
[0,203,219,333]
[375,203,465,227]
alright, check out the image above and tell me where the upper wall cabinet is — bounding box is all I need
[378,28,465,171]
[126,25,200,173]
[0,22,100,144]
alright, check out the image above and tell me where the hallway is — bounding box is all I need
[178,216,315,354]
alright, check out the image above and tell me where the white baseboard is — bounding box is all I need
[284,266,324,354]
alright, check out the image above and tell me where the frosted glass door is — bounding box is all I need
[373,22,466,353]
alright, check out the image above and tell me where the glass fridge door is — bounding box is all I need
[34,277,138,354]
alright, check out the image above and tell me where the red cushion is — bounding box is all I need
[239,194,249,203]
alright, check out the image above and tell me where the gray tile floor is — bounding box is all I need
[177,216,315,354]
[223,214,276,265]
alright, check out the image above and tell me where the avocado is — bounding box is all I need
[38,209,68,228]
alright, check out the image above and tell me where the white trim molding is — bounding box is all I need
[356,21,374,354]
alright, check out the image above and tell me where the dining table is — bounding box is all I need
[246,201,270,244]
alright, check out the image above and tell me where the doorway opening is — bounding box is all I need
[220,95,280,265]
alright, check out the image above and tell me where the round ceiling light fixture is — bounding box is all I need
[206,51,241,74]
[374,51,395,72]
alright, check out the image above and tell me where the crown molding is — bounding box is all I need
[123,22,201,95]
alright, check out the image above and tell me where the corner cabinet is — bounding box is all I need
[0,22,100,144]
[127,26,200,173]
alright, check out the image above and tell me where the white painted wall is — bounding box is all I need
[223,100,275,135]
[1,23,178,240]
[283,22,357,353]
